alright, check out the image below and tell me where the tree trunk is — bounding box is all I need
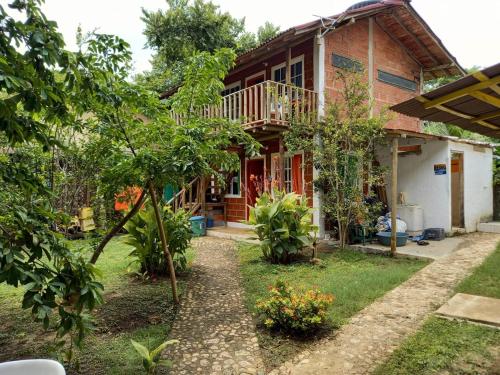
[148,181,179,304]
[89,188,147,264]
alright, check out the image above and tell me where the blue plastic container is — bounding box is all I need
[189,216,206,237]
[206,217,214,228]
[376,232,408,247]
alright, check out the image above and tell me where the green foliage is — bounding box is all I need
[138,0,279,92]
[256,280,333,333]
[124,202,192,276]
[0,0,130,357]
[130,338,179,374]
[374,317,500,375]
[455,243,500,298]
[246,190,317,264]
[285,69,388,248]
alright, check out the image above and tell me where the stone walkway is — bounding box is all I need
[164,237,264,375]
[269,232,500,375]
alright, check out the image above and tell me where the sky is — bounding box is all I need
[31,0,500,75]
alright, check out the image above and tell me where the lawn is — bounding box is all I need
[237,242,428,369]
[456,243,500,298]
[375,243,500,375]
[0,236,193,374]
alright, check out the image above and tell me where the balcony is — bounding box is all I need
[171,80,318,132]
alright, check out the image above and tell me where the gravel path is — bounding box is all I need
[270,232,500,375]
[164,237,264,375]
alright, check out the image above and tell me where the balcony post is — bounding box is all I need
[286,46,292,85]
[279,136,285,190]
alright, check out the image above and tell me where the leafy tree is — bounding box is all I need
[257,21,281,44]
[285,69,388,248]
[138,0,279,92]
[87,48,261,302]
[0,0,130,358]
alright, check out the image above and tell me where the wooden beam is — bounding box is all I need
[391,13,439,65]
[423,63,455,72]
[279,136,285,190]
[421,75,500,109]
[469,91,500,109]
[390,136,398,255]
[472,110,500,123]
[285,47,292,85]
[374,18,422,69]
[473,72,500,95]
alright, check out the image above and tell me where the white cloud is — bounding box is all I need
[37,0,500,74]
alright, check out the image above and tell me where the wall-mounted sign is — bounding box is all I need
[434,163,447,175]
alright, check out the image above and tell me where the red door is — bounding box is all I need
[246,74,265,122]
[246,158,265,218]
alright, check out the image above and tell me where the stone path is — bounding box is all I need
[164,237,264,375]
[270,232,500,375]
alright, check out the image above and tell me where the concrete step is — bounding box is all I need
[478,222,500,234]
[436,293,500,328]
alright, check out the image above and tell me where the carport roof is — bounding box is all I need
[390,63,500,139]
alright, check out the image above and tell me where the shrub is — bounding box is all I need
[246,190,317,264]
[124,202,192,276]
[256,280,334,333]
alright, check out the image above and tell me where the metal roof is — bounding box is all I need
[391,63,500,138]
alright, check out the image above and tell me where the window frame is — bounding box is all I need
[270,151,305,195]
[224,158,242,198]
[221,81,241,96]
[270,55,305,88]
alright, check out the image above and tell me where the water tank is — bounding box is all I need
[397,204,424,232]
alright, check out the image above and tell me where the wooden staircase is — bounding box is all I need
[167,177,203,214]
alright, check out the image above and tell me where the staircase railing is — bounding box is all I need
[166,177,202,214]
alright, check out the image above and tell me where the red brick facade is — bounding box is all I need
[324,18,422,132]
[224,16,427,224]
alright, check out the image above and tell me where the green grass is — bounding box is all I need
[374,317,500,375]
[237,242,428,369]
[455,243,500,298]
[0,236,193,374]
[375,242,500,375]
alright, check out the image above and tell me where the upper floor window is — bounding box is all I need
[271,55,304,88]
[221,81,241,96]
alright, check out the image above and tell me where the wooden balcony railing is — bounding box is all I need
[171,80,318,130]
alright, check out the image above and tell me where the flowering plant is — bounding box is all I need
[256,280,334,332]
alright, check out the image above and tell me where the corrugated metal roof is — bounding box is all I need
[391,63,500,138]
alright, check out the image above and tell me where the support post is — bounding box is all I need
[391,137,399,255]
[279,136,285,190]
[286,46,292,85]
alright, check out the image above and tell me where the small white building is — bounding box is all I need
[377,133,494,233]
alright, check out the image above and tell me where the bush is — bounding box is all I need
[124,202,192,276]
[256,280,334,333]
[246,190,317,264]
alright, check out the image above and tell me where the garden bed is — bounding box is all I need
[0,237,192,374]
[237,242,428,370]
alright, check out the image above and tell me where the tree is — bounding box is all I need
[285,69,388,248]
[87,48,261,302]
[257,22,281,44]
[0,0,130,358]
[137,0,279,92]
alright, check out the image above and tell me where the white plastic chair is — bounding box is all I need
[0,359,65,375]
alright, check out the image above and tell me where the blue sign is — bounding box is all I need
[434,164,447,175]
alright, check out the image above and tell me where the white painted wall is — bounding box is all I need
[377,137,493,233]
[448,141,493,231]
[378,138,451,231]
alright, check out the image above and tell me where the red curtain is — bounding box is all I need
[292,154,303,194]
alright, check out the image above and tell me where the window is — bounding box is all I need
[226,163,241,197]
[271,152,303,194]
[332,53,363,72]
[290,60,303,88]
[284,156,292,193]
[271,56,304,88]
[221,82,241,97]
[377,70,417,92]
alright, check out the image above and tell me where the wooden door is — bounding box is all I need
[451,153,464,228]
[246,158,265,218]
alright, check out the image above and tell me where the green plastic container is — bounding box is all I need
[376,232,408,247]
[189,216,206,237]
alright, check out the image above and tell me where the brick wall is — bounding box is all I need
[324,18,422,132]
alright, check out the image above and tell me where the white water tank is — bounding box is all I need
[397,204,424,232]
